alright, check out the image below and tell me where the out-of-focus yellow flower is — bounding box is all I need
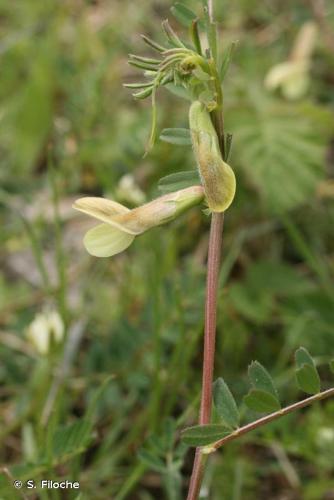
[265,22,318,100]
[73,186,204,258]
[26,310,64,355]
[265,60,310,100]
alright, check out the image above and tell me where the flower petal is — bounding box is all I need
[73,197,140,235]
[73,197,130,223]
[84,223,135,257]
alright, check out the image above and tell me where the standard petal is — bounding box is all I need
[73,197,141,235]
[83,223,135,257]
[73,197,130,223]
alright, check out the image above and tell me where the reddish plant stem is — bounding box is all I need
[186,448,206,500]
[200,213,224,424]
[187,3,225,496]
[187,212,224,500]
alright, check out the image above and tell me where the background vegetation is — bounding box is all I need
[1,0,334,498]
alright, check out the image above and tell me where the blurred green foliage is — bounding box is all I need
[1,0,334,499]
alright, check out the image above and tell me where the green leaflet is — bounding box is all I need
[244,389,281,413]
[296,364,320,395]
[158,170,200,193]
[213,378,240,429]
[244,361,281,413]
[181,424,230,447]
[248,361,280,403]
[295,346,315,368]
[295,347,320,394]
[160,128,192,145]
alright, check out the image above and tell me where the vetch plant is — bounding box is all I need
[73,1,334,498]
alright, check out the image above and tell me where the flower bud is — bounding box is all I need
[189,101,236,212]
[73,186,204,257]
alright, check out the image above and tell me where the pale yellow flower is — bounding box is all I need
[265,22,318,100]
[265,60,310,100]
[26,310,64,355]
[73,186,204,257]
[189,101,236,213]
